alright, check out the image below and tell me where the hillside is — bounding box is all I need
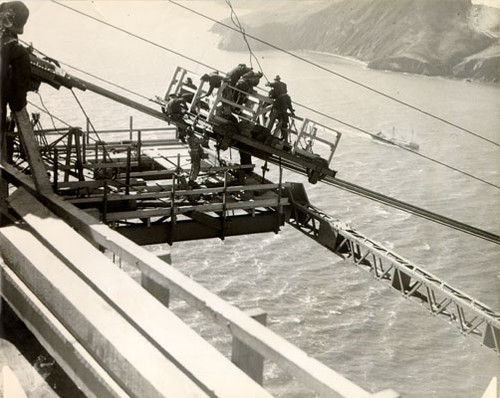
[213,0,500,83]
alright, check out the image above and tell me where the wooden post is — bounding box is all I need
[64,129,73,183]
[72,128,84,182]
[207,82,227,122]
[125,147,131,195]
[53,148,58,193]
[129,116,133,140]
[13,108,52,194]
[231,308,267,385]
[141,274,170,308]
[86,117,90,144]
[221,170,228,240]
[189,81,205,113]
[81,128,86,164]
[137,130,142,169]
[102,180,108,223]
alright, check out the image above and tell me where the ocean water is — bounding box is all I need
[23,2,500,397]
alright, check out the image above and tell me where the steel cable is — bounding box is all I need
[45,0,500,190]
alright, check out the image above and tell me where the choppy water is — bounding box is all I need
[24,2,500,397]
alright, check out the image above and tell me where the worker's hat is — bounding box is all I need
[0,1,29,34]
[274,75,281,81]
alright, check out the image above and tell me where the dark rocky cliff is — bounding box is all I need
[213,0,500,83]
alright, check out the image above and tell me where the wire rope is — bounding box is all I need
[27,100,71,127]
[50,0,220,73]
[224,0,269,83]
[44,0,500,190]
[166,0,500,148]
[36,92,64,131]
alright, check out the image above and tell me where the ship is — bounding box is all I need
[372,127,420,151]
[0,2,498,398]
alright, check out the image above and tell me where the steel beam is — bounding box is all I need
[285,185,500,355]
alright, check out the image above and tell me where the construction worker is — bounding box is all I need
[186,128,204,184]
[164,94,189,142]
[234,70,263,107]
[226,63,252,87]
[241,70,263,88]
[200,71,225,97]
[179,77,196,103]
[268,93,295,142]
[0,1,30,162]
[266,75,287,99]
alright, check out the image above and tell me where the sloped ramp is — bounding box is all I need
[0,188,273,398]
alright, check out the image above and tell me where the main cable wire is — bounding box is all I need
[45,0,500,190]
[50,0,221,73]
[224,0,269,83]
[166,0,500,148]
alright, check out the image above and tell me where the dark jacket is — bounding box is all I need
[241,70,262,87]
[268,81,287,99]
[166,97,187,121]
[226,65,252,87]
[273,94,294,116]
[205,73,225,96]
[1,31,31,113]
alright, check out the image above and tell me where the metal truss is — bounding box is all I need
[286,184,500,355]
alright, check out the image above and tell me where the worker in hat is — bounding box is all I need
[266,74,288,100]
[1,1,31,163]
[226,63,252,87]
[179,76,197,103]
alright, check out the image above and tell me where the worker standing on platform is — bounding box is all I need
[272,93,295,142]
[180,77,196,103]
[226,63,252,87]
[266,75,287,100]
[234,70,263,107]
[163,94,189,142]
[186,128,204,184]
[265,74,294,142]
[0,1,30,163]
[226,63,252,103]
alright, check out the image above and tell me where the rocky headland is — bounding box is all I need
[213,0,500,83]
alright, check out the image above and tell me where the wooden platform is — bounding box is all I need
[1,188,274,398]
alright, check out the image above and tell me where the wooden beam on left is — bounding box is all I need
[13,107,52,194]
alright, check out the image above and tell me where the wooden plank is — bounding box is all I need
[1,164,378,398]
[13,107,52,194]
[2,366,28,398]
[68,183,289,204]
[57,161,139,170]
[0,226,209,398]
[8,189,274,398]
[232,308,267,385]
[0,266,129,398]
[57,179,146,189]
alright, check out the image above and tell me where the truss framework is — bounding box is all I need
[286,184,500,355]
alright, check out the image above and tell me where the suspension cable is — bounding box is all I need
[44,0,500,190]
[70,89,114,163]
[27,100,71,127]
[295,103,500,189]
[50,0,220,73]
[36,92,64,131]
[224,0,269,83]
[166,0,500,149]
